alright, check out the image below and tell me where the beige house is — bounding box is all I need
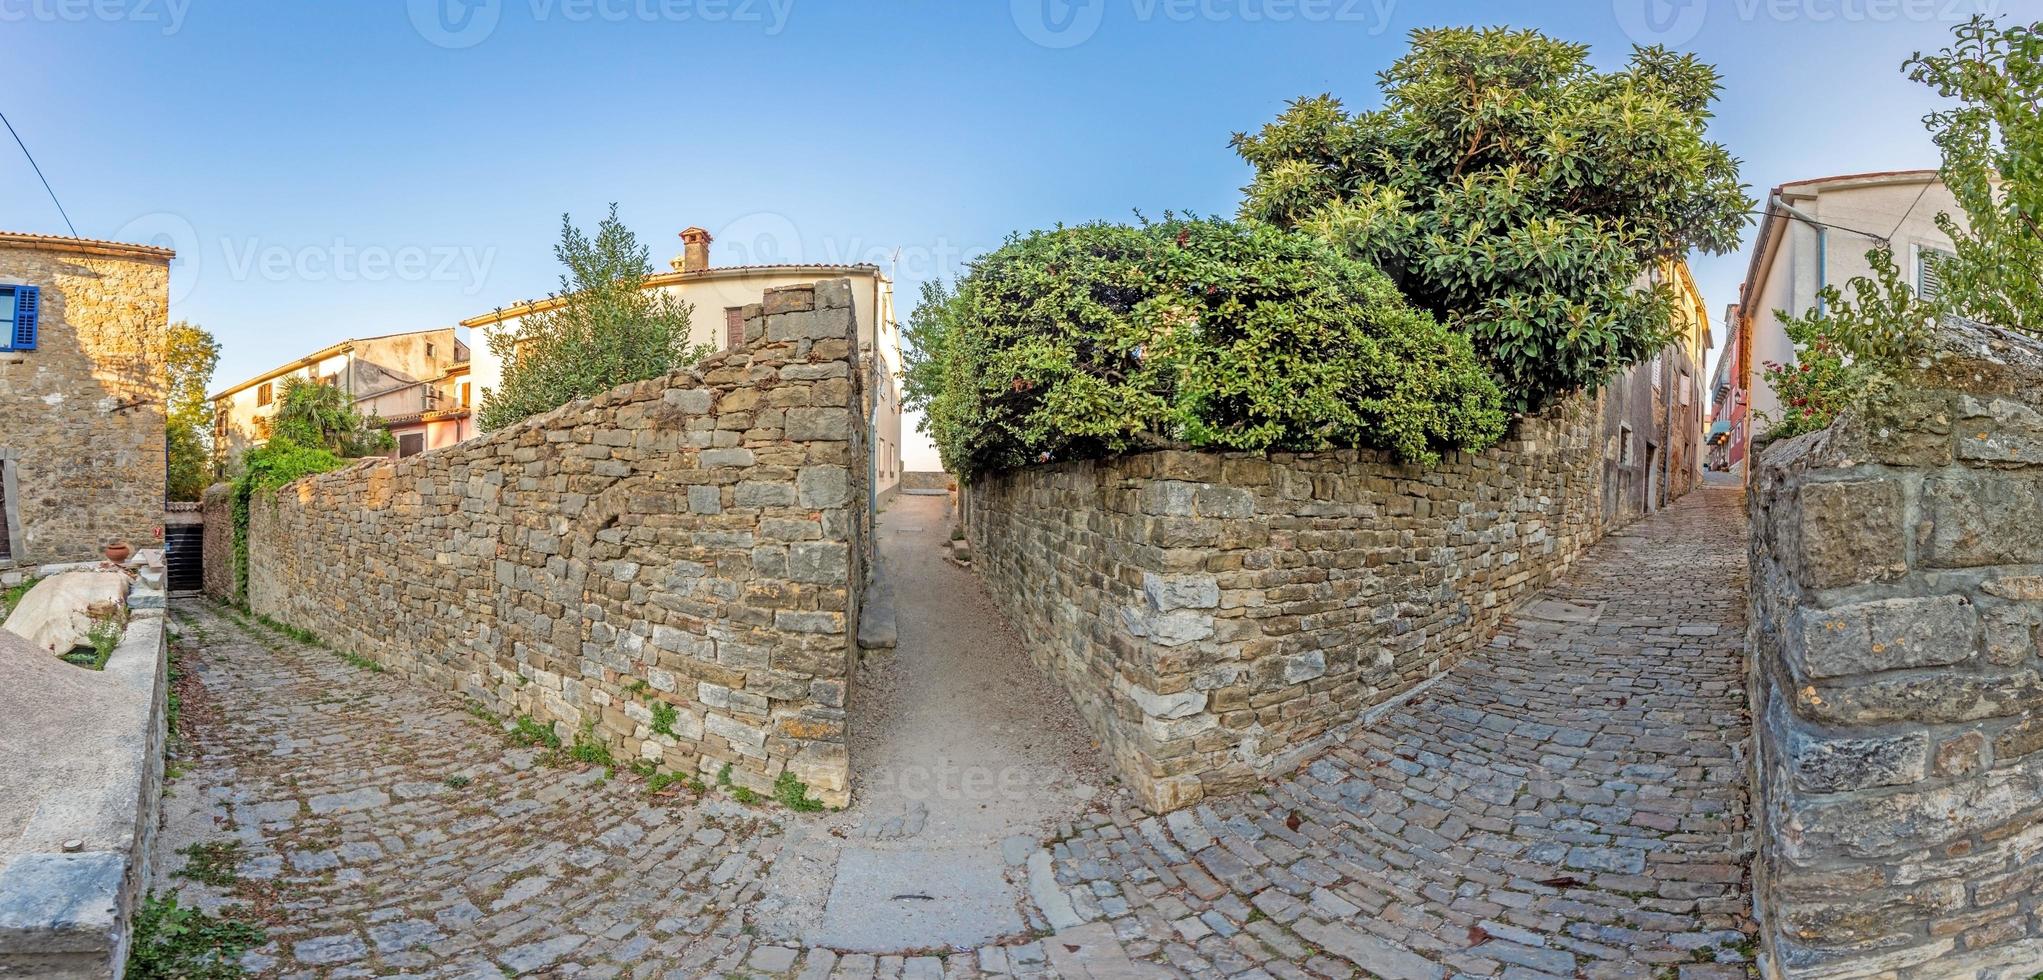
[0,232,173,568]
[210,328,468,465]
[1714,169,1965,477]
[464,227,906,505]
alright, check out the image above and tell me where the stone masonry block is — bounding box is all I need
[796,466,850,508]
[763,286,815,315]
[1783,721,1930,794]
[1795,479,1906,589]
[1786,595,1979,681]
[1923,473,2043,568]
[785,408,851,441]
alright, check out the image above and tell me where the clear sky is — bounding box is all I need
[6,0,2034,468]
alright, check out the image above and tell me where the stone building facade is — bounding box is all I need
[0,232,173,570]
[1748,318,2043,977]
[967,397,1625,812]
[229,281,868,806]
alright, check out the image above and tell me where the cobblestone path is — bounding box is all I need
[156,485,1751,978]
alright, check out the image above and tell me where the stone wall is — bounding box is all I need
[968,397,1624,812]
[0,234,173,569]
[240,281,867,806]
[1748,318,2043,978]
[199,483,234,602]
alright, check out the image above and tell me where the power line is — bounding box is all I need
[0,109,78,238]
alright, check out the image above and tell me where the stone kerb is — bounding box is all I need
[243,279,866,809]
[1748,318,2043,978]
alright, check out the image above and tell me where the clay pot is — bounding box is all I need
[103,540,133,564]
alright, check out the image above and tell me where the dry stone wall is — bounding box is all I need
[1749,319,2043,978]
[241,281,866,806]
[968,398,1622,812]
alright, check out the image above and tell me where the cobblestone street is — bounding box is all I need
[156,485,1752,978]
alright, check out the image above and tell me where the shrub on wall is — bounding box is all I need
[903,218,1507,478]
[228,437,348,605]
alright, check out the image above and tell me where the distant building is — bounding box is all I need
[1599,260,1712,519]
[210,328,469,465]
[0,232,173,568]
[464,227,905,506]
[378,362,474,458]
[1711,170,1964,477]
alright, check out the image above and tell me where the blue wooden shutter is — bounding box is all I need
[10,286,38,351]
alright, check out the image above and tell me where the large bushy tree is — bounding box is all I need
[478,205,707,430]
[1234,27,1752,410]
[270,377,393,457]
[903,218,1507,478]
[163,320,220,500]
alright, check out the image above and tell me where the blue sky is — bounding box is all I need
[5,0,2032,466]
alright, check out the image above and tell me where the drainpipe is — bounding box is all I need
[1772,194,1827,317]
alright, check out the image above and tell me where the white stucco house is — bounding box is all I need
[464,227,905,505]
[1712,169,1966,476]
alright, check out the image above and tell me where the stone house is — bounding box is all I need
[1712,169,1966,477]
[1599,260,1711,518]
[463,227,907,507]
[0,232,173,569]
[209,327,468,465]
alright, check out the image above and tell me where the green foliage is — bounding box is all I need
[568,727,615,767]
[61,613,126,670]
[716,762,764,803]
[0,576,39,621]
[165,321,222,501]
[126,892,267,980]
[1759,312,1883,443]
[773,771,825,812]
[478,205,711,430]
[1905,16,2043,337]
[650,701,679,738]
[174,841,244,888]
[508,715,561,750]
[270,377,394,457]
[227,436,349,605]
[1234,26,1751,409]
[903,218,1507,478]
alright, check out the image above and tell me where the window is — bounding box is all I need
[725,307,745,349]
[1618,423,1635,466]
[256,382,274,407]
[426,342,437,359]
[1650,354,1663,393]
[1917,245,1956,300]
[397,433,425,458]
[1679,370,1692,406]
[213,409,228,438]
[461,382,471,407]
[0,284,40,352]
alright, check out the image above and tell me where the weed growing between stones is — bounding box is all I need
[126,891,266,980]
[0,576,40,620]
[717,762,763,804]
[507,715,560,750]
[568,727,615,768]
[60,611,126,670]
[650,701,679,738]
[444,774,472,789]
[772,771,825,812]
[174,840,244,888]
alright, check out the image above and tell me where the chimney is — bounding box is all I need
[677,227,713,273]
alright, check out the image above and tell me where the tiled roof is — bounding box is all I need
[0,231,176,260]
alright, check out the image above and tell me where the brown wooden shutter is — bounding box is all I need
[725,307,744,349]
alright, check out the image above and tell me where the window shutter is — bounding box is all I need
[725,307,744,349]
[12,286,38,350]
[1918,247,1952,301]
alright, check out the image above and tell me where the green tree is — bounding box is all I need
[1755,16,2042,439]
[162,321,221,500]
[478,205,707,430]
[1906,15,2043,336]
[1234,27,1752,410]
[271,376,394,457]
[903,218,1507,478]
